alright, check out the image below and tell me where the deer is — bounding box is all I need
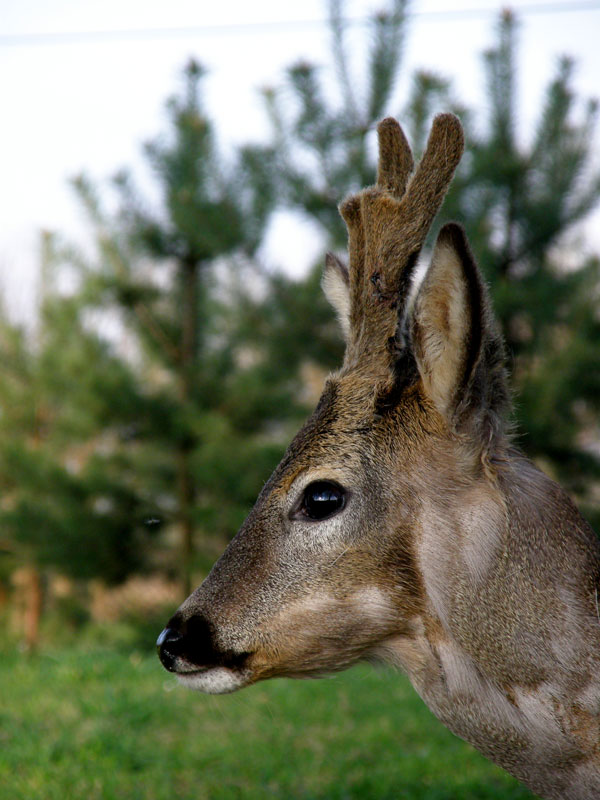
[157,114,600,799]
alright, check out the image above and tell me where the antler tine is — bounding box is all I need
[398,113,464,249]
[376,117,414,198]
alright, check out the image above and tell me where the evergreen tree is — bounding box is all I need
[253,3,600,526]
[52,61,296,597]
[0,238,163,646]
[0,61,291,606]
[0,280,161,586]
[439,12,600,524]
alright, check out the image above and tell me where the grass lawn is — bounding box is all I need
[0,639,537,799]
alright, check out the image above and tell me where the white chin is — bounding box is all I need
[176,667,249,695]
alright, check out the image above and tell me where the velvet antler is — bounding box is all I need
[339,114,464,374]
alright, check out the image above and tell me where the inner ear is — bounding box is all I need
[322,252,351,340]
[411,223,481,420]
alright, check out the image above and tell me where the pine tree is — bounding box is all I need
[0,236,163,647]
[254,2,600,526]
[441,12,600,524]
[38,61,290,598]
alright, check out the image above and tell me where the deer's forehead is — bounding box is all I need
[269,378,428,496]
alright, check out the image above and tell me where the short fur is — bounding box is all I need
[159,115,600,800]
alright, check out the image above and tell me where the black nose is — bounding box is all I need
[156,627,184,672]
[157,614,251,674]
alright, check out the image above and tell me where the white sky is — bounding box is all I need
[1,0,599,321]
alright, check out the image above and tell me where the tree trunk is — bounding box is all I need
[23,566,43,653]
[177,446,196,599]
[177,257,200,599]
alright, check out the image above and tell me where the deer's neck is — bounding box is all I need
[387,458,600,798]
[383,623,599,800]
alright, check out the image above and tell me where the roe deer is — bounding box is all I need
[157,114,600,799]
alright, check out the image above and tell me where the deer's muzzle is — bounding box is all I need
[156,612,252,693]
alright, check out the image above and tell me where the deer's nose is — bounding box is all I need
[157,613,251,674]
[156,627,184,672]
[157,615,222,673]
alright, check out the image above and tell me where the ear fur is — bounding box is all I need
[322,252,351,340]
[411,223,509,448]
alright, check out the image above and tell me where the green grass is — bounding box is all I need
[0,641,536,799]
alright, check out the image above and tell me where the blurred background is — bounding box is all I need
[0,2,599,796]
[1,0,599,650]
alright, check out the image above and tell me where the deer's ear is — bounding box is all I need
[322,252,351,340]
[411,223,508,438]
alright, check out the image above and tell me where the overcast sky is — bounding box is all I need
[2,0,599,321]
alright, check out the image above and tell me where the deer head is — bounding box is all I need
[158,115,600,799]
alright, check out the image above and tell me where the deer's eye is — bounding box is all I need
[300,481,346,521]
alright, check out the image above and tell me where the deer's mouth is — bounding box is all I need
[174,664,252,694]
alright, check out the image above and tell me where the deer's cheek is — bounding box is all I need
[246,587,401,678]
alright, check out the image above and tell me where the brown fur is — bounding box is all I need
[159,115,600,800]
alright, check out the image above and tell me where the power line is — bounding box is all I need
[1,1,599,48]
